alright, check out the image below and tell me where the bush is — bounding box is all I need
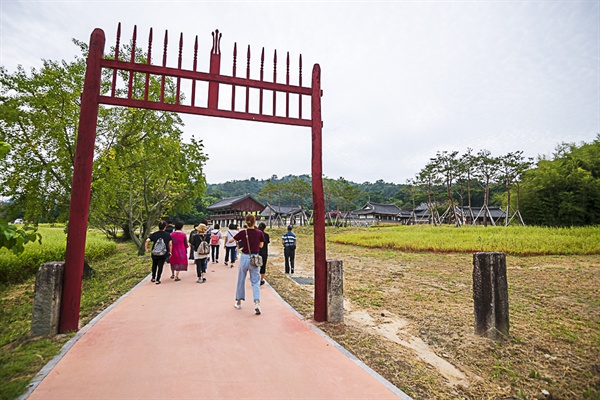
[0,225,116,285]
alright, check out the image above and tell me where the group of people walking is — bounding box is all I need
[145,215,298,316]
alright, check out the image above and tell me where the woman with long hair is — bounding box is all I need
[230,214,264,315]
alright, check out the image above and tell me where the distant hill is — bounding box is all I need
[207,175,408,209]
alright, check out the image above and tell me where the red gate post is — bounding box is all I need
[59,29,105,333]
[311,64,327,322]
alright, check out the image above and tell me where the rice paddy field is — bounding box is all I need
[266,224,600,399]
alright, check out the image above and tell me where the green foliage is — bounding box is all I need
[0,225,116,285]
[329,225,600,256]
[0,221,41,256]
[520,136,600,226]
[0,141,42,256]
[0,58,86,223]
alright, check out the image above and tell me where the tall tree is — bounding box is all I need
[432,150,460,225]
[473,150,500,226]
[496,151,532,225]
[0,57,86,222]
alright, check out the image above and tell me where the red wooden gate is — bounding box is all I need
[60,24,326,332]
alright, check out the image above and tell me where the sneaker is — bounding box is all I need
[151,278,156,282]
[230,264,234,268]
[155,281,161,285]
[254,304,261,315]
[202,277,207,282]
[224,262,228,266]
[233,302,242,310]
[196,279,202,283]
[260,280,265,286]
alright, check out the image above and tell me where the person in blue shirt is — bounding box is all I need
[281,225,297,274]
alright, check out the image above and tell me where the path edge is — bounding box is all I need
[266,280,413,400]
[18,275,151,400]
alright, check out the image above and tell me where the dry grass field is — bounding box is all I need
[265,226,600,400]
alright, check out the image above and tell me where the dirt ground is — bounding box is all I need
[264,228,600,400]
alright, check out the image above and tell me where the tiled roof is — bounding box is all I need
[354,202,401,216]
[261,204,304,217]
[206,194,264,210]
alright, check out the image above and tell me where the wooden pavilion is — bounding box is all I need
[207,194,265,227]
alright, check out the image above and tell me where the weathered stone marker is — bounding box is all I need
[31,262,65,337]
[473,252,509,339]
[326,259,344,323]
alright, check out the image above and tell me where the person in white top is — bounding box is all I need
[224,223,239,268]
[210,223,222,263]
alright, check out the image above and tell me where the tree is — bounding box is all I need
[496,151,532,225]
[0,56,86,222]
[473,149,500,226]
[0,39,208,252]
[415,161,442,225]
[431,150,460,225]
[520,136,600,226]
[288,177,312,210]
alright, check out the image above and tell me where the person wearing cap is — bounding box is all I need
[191,223,211,283]
[282,225,297,274]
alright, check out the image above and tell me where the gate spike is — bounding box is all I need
[245,45,251,113]
[192,35,198,106]
[259,47,264,115]
[178,33,183,69]
[176,32,183,104]
[111,23,122,97]
[127,25,137,99]
[232,43,237,111]
[144,27,153,102]
[286,51,290,118]
[161,30,168,103]
[299,54,303,118]
[273,50,277,116]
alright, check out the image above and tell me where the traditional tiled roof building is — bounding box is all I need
[352,202,402,223]
[206,194,265,227]
[261,204,309,226]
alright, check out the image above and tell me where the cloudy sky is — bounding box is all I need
[1,1,598,185]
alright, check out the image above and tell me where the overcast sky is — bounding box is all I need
[1,1,598,185]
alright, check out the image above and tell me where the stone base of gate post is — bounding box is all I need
[31,262,65,337]
[327,259,344,323]
[472,252,509,340]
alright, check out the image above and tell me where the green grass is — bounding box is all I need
[328,225,600,255]
[0,241,148,400]
[0,225,117,285]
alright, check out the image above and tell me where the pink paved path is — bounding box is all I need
[26,260,409,399]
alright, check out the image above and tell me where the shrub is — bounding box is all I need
[0,225,116,285]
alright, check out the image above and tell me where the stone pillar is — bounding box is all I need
[31,262,65,337]
[327,259,344,323]
[472,252,509,339]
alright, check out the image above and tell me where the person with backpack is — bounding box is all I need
[145,221,173,285]
[188,224,198,260]
[223,223,239,268]
[191,223,211,283]
[210,223,222,264]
